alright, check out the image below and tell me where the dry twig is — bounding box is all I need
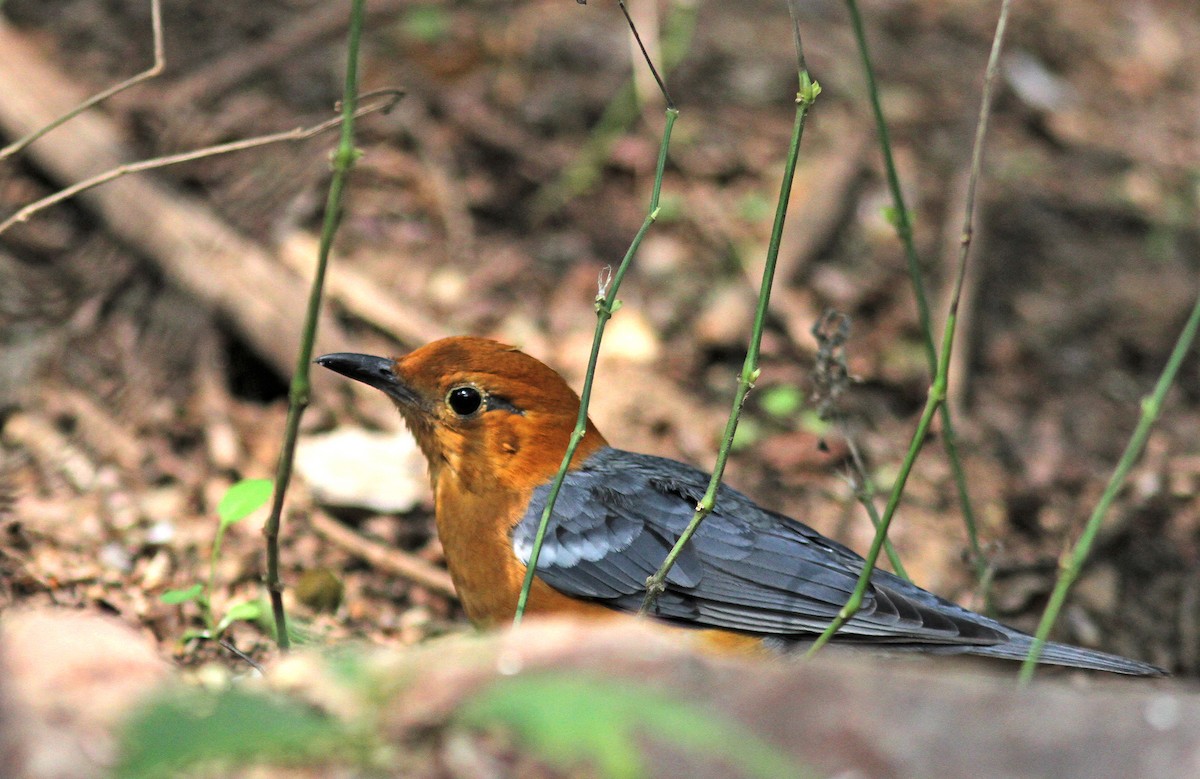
[0,0,164,161]
[308,510,456,599]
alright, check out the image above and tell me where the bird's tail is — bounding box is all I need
[959,629,1166,676]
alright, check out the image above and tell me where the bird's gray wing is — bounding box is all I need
[511,448,1007,645]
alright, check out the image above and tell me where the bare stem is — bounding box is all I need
[845,436,908,580]
[262,0,370,650]
[513,111,677,625]
[1019,289,1200,682]
[513,5,677,625]
[843,0,987,585]
[618,0,674,110]
[806,0,1012,656]
[640,11,819,615]
[532,0,696,216]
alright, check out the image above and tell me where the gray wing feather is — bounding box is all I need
[511,447,1006,644]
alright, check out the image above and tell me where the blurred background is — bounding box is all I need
[0,0,1196,673]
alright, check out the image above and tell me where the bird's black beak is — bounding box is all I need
[315,352,421,407]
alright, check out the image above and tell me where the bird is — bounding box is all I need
[316,336,1165,676]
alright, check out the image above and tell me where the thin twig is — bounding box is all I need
[218,638,267,675]
[514,119,676,624]
[640,6,819,615]
[843,435,909,580]
[263,0,371,651]
[949,2,1008,319]
[0,91,401,236]
[514,5,678,624]
[0,0,164,161]
[619,0,674,110]
[532,1,696,217]
[805,0,1012,657]
[843,0,987,585]
[309,510,456,598]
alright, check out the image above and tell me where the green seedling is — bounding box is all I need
[161,478,273,644]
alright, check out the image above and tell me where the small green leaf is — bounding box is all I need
[760,385,803,418]
[798,409,832,436]
[215,599,266,635]
[217,479,273,528]
[160,584,204,605]
[403,5,451,43]
[736,192,772,223]
[654,192,684,222]
[251,607,313,646]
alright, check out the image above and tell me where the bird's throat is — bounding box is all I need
[432,473,528,626]
[432,471,614,626]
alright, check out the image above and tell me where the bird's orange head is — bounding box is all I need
[317,337,608,498]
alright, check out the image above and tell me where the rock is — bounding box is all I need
[0,608,169,779]
[296,428,430,513]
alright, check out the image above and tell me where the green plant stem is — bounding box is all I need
[843,0,986,585]
[805,0,1012,655]
[262,0,367,650]
[805,317,954,657]
[640,67,820,614]
[1019,289,1200,682]
[846,439,908,579]
[862,492,907,579]
[513,108,678,624]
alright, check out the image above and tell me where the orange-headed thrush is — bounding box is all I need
[317,336,1164,676]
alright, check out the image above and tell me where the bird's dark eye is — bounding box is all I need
[447,386,483,416]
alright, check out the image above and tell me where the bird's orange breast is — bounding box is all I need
[433,474,767,655]
[433,475,615,627]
